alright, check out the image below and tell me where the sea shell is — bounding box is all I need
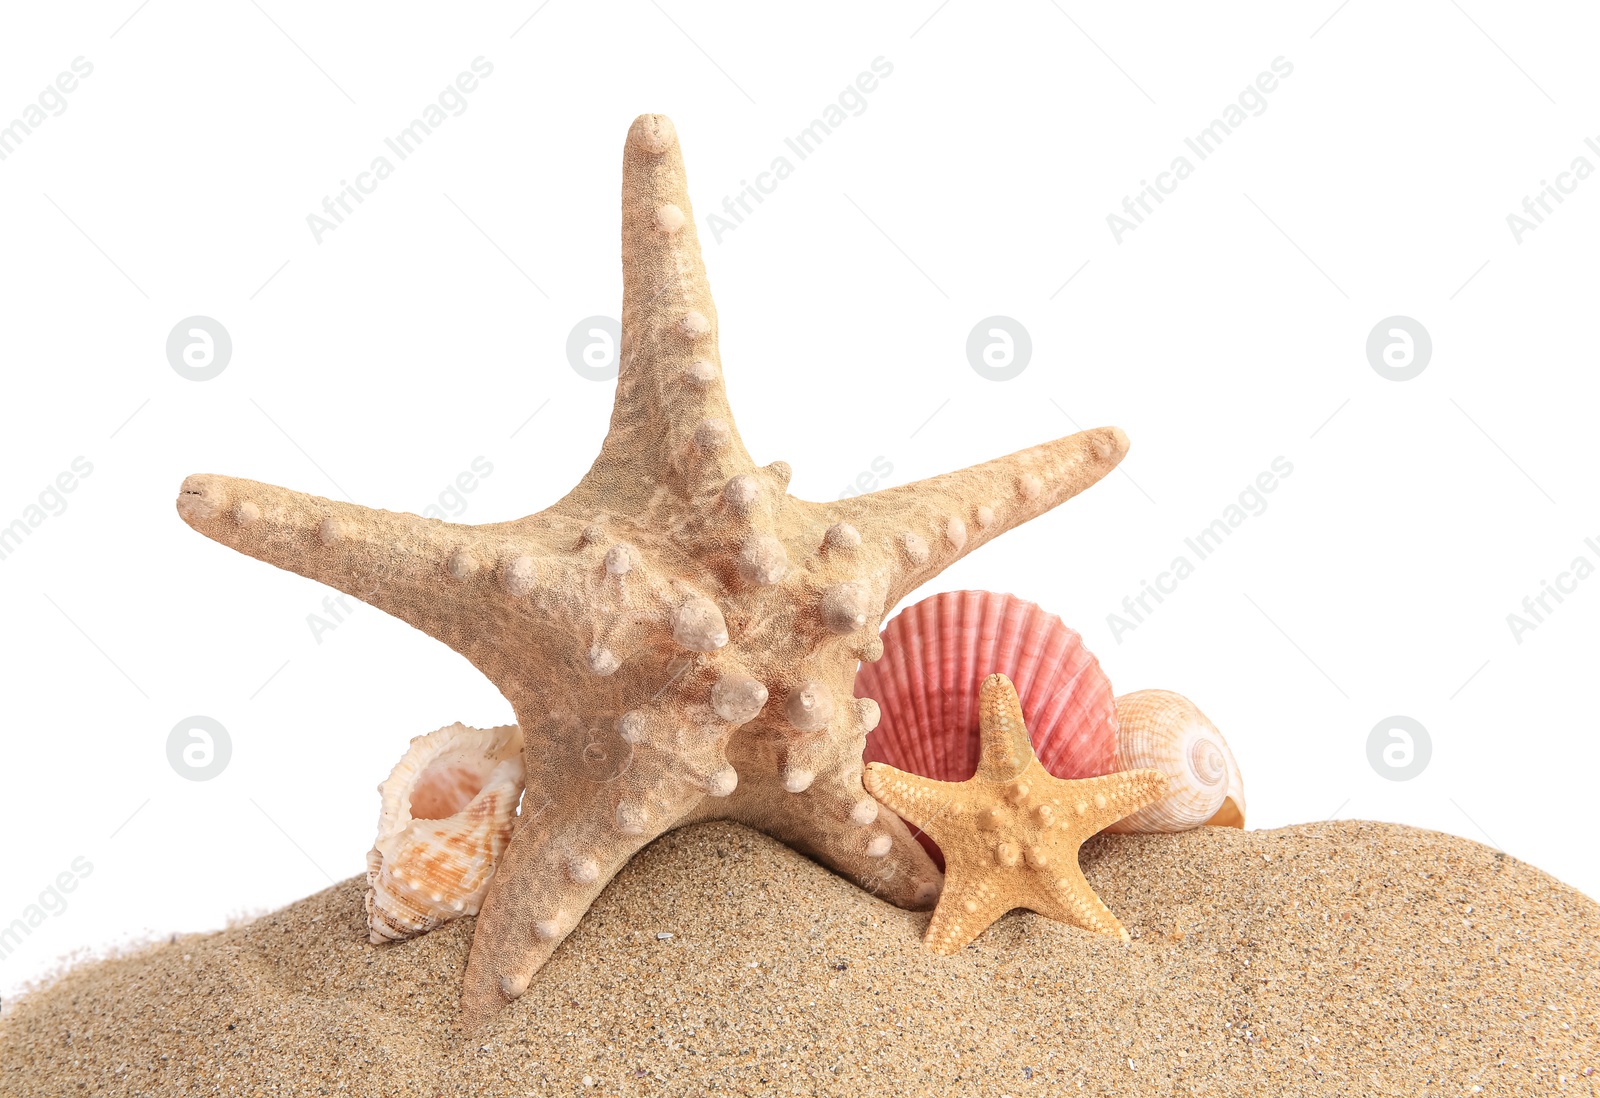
[855,590,1119,861]
[365,722,525,944]
[1207,734,1246,828]
[1102,690,1245,833]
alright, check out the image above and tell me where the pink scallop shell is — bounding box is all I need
[855,590,1118,862]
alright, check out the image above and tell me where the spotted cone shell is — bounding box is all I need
[365,722,526,943]
[855,590,1119,863]
[1103,689,1245,833]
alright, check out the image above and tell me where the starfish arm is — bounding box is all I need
[568,114,760,515]
[974,672,1040,781]
[716,757,943,910]
[832,427,1129,608]
[462,660,767,1029]
[175,473,580,677]
[862,762,974,838]
[1029,865,1134,942]
[1061,769,1171,834]
[459,770,704,1030]
[922,869,1014,955]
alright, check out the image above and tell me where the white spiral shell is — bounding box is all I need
[1104,690,1244,833]
[364,722,525,943]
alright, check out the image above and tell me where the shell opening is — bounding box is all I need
[410,762,491,820]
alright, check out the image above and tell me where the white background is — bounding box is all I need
[2,1,1596,1003]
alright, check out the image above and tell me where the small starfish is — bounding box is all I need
[865,673,1167,953]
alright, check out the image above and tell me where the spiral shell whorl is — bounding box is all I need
[1190,737,1227,786]
[1105,689,1240,834]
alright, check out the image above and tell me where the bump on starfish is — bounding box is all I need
[865,673,1167,954]
[173,114,1131,1028]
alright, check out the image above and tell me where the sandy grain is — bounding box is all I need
[3,820,1597,1096]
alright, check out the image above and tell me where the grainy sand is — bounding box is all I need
[3,820,1597,1096]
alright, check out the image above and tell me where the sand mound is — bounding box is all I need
[3,820,1596,1096]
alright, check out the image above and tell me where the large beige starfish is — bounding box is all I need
[174,114,1129,1026]
[865,673,1167,953]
